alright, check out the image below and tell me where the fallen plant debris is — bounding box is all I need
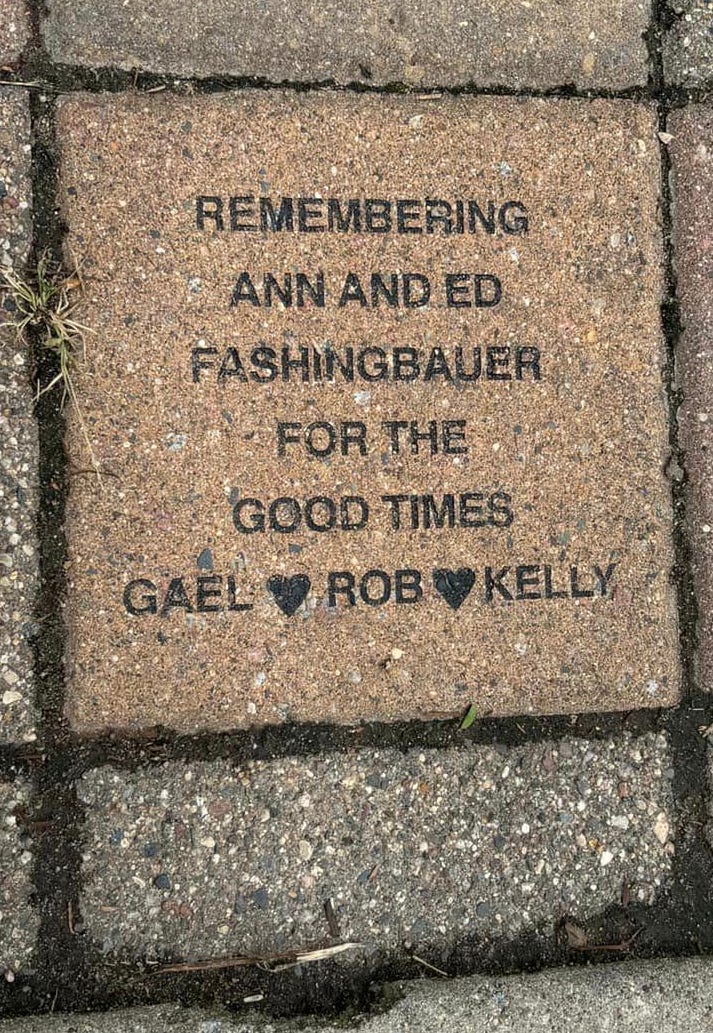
[152,941,363,974]
[561,917,642,953]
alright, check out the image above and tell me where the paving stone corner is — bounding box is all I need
[663,1,713,87]
[0,2,30,69]
[42,0,653,89]
[0,86,38,745]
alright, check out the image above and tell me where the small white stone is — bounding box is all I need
[298,839,313,861]
[653,812,670,845]
[600,850,614,866]
[2,690,22,706]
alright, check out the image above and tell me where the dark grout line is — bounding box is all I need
[646,0,713,965]
[40,703,703,779]
[2,65,713,108]
[20,3,89,1012]
[0,747,42,778]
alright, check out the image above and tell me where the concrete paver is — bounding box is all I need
[0,88,37,744]
[664,2,713,86]
[0,777,37,974]
[669,106,713,692]
[77,734,673,960]
[0,2,30,69]
[42,0,653,88]
[1,958,713,1030]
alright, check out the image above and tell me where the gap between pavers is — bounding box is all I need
[0,957,712,1030]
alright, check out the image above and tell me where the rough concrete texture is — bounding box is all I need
[2,958,713,1030]
[77,734,674,961]
[664,2,713,86]
[0,776,38,973]
[42,0,653,88]
[58,91,679,733]
[0,88,37,744]
[0,2,30,68]
[669,106,713,692]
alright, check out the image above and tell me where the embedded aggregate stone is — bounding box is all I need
[58,91,679,732]
[669,106,713,693]
[0,88,37,744]
[0,2,30,68]
[663,1,713,86]
[0,777,38,974]
[77,734,674,960]
[5,960,713,1032]
[41,0,653,88]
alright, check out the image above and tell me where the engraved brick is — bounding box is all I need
[57,92,679,732]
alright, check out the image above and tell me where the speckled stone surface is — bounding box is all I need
[670,107,713,692]
[2,959,713,1030]
[0,2,30,68]
[42,0,653,88]
[77,734,674,960]
[0,88,37,744]
[664,2,713,86]
[0,776,38,973]
[57,93,678,733]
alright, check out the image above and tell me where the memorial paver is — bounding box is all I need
[664,1,713,86]
[57,91,679,732]
[0,2,30,69]
[0,777,37,974]
[0,88,37,744]
[42,0,653,89]
[670,106,713,691]
[77,734,674,959]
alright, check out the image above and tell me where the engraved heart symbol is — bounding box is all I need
[266,574,311,616]
[433,568,476,611]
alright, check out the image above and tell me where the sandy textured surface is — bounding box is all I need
[57,92,679,732]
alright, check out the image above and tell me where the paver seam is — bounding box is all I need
[0,1,711,106]
[0,0,709,1022]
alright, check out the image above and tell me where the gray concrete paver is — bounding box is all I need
[43,0,652,88]
[0,87,37,745]
[78,734,674,960]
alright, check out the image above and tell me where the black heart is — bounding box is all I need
[433,568,475,610]
[266,574,311,616]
